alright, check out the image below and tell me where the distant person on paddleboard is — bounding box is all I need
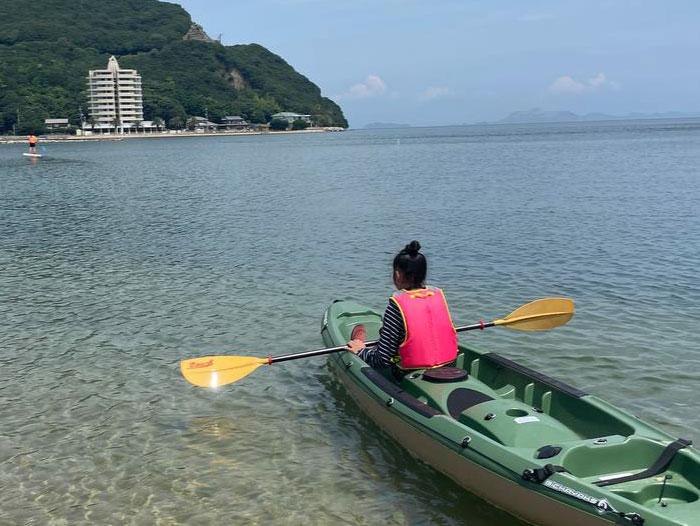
[346,241,458,378]
[28,134,38,154]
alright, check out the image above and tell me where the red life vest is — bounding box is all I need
[391,287,458,369]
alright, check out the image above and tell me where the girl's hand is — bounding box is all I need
[346,339,365,354]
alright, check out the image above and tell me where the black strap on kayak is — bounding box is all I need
[360,367,442,418]
[594,438,692,487]
[523,467,645,525]
[522,464,569,484]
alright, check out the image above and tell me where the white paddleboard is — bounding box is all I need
[23,153,43,158]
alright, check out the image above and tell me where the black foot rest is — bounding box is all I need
[423,367,468,383]
[536,445,562,459]
[594,438,693,487]
[447,388,493,419]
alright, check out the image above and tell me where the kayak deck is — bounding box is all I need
[322,300,700,526]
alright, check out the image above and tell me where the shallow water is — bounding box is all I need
[1,121,699,525]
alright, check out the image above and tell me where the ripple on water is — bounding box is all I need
[1,124,699,525]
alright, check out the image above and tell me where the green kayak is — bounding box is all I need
[321,300,700,526]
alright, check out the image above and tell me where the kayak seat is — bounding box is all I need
[447,388,493,419]
[423,367,468,383]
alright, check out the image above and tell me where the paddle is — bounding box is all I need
[180,297,574,388]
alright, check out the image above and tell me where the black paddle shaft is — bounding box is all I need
[270,321,495,364]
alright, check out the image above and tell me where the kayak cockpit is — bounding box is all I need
[399,348,700,520]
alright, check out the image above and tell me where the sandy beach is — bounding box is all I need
[0,127,344,144]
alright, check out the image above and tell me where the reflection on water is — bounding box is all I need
[1,121,699,524]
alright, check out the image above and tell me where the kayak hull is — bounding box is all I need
[321,300,700,526]
[329,355,612,526]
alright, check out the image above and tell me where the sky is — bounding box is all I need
[175,0,700,128]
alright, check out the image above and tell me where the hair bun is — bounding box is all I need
[404,240,421,256]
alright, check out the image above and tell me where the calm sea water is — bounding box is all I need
[1,121,699,526]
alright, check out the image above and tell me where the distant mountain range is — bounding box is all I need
[363,122,411,129]
[491,108,700,125]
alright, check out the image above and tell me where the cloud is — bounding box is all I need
[548,73,620,95]
[419,86,449,100]
[334,75,387,100]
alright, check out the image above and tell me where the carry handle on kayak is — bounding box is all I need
[179,298,574,388]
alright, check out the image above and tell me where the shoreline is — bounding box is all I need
[0,127,345,144]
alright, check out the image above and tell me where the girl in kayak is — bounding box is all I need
[346,241,458,374]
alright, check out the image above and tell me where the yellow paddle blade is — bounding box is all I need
[493,297,575,331]
[180,356,268,388]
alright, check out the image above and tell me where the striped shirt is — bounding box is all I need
[357,300,405,368]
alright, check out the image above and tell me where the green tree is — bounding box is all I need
[152,117,164,132]
[15,105,46,135]
[291,119,309,130]
[169,116,184,130]
[314,114,331,127]
[269,118,288,131]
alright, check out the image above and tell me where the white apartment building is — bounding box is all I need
[86,56,143,132]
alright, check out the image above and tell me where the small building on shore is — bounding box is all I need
[220,116,251,131]
[271,112,312,125]
[190,116,218,132]
[45,118,70,130]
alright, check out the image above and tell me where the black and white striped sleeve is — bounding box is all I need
[357,300,405,368]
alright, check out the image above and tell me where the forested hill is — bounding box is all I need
[0,0,348,133]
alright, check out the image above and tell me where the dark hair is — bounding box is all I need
[393,241,427,288]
